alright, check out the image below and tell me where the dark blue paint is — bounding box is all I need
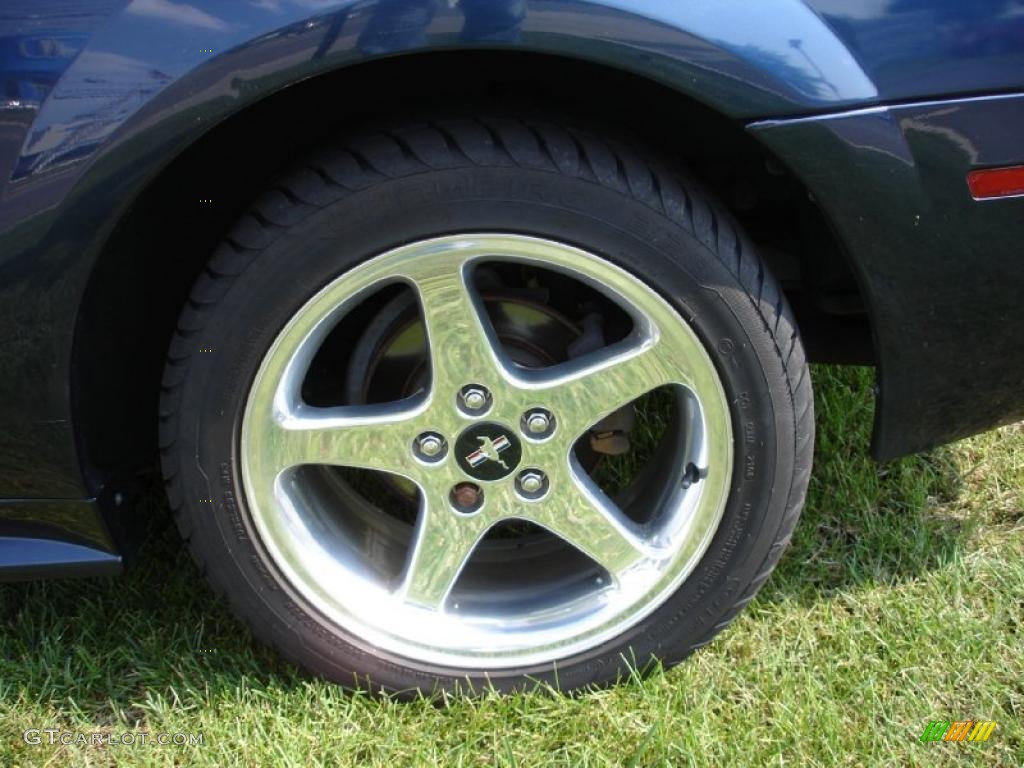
[807,0,1024,101]
[0,537,122,580]
[0,0,883,194]
[3,1,1023,202]
[0,0,1022,575]
[0,498,121,580]
[751,92,1024,458]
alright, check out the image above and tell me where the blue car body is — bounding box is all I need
[1,0,1023,577]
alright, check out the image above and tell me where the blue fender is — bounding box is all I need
[2,0,877,198]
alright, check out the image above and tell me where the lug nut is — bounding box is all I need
[414,432,447,462]
[419,435,442,456]
[527,411,550,434]
[458,385,491,414]
[521,408,555,439]
[516,469,549,499]
[463,390,486,409]
[519,472,544,493]
[451,482,483,513]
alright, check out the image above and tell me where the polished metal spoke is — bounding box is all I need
[399,492,489,609]
[401,256,507,404]
[523,467,650,581]
[535,338,683,440]
[263,403,421,478]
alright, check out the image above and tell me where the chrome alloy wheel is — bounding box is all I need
[240,234,733,669]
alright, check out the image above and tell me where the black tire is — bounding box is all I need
[159,112,813,695]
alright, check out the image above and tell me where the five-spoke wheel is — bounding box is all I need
[241,234,732,667]
[161,114,812,693]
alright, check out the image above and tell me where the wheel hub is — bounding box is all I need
[454,422,523,481]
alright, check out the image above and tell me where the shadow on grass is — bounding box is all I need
[0,366,973,719]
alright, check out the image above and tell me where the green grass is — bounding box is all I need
[2,366,1022,767]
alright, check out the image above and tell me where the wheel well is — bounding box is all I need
[72,50,872,494]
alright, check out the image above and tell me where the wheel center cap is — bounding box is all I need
[455,422,522,481]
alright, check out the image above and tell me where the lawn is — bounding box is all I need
[1,366,1022,767]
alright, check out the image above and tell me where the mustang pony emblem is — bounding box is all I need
[466,435,511,470]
